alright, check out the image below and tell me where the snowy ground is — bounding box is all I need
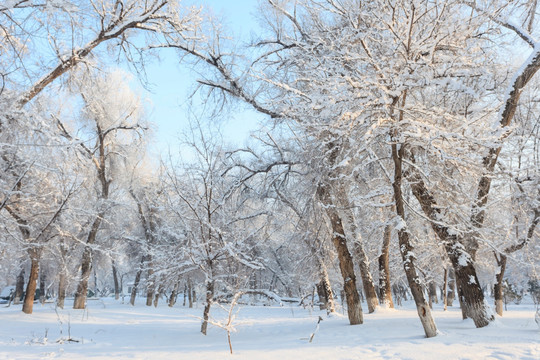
[0,297,538,359]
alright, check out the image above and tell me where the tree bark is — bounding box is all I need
[57,270,67,309]
[188,278,193,308]
[443,267,448,311]
[14,268,25,305]
[408,167,493,328]
[39,270,46,305]
[447,267,456,306]
[317,261,336,313]
[317,184,363,325]
[201,280,215,335]
[112,260,120,300]
[146,259,155,307]
[392,142,437,338]
[494,253,507,316]
[74,213,104,309]
[378,224,394,308]
[130,256,145,306]
[22,252,39,314]
[169,279,180,307]
[428,281,438,308]
[336,185,379,314]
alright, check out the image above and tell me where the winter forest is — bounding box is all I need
[0,0,539,359]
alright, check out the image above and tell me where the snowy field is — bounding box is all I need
[0,298,538,360]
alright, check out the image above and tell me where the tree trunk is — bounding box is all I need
[22,253,39,314]
[57,270,67,309]
[153,278,165,307]
[73,214,104,309]
[447,267,456,306]
[353,241,379,313]
[14,268,25,305]
[494,253,507,316]
[169,279,180,307]
[112,260,120,300]
[317,184,363,325]
[146,260,155,307]
[130,256,145,306]
[443,267,448,311]
[188,278,193,308]
[201,280,214,335]
[73,245,93,309]
[429,281,438,307]
[336,186,379,314]
[317,262,336,313]
[408,166,493,328]
[379,224,394,308]
[39,270,46,305]
[392,142,437,338]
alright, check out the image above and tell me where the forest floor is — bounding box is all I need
[0,296,538,359]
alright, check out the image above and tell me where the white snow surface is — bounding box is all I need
[0,297,538,359]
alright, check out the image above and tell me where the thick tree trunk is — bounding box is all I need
[392,143,437,337]
[201,280,214,335]
[449,250,492,327]
[73,246,93,309]
[336,186,379,314]
[317,184,363,325]
[408,167,493,328]
[22,254,39,314]
[112,261,120,300]
[379,225,394,308]
[14,268,25,305]
[353,241,379,313]
[494,253,507,316]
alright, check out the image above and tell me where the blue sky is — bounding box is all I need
[143,0,265,158]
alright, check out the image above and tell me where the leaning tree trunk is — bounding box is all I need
[154,276,165,307]
[446,245,493,327]
[378,224,394,308]
[22,251,40,314]
[130,256,145,306]
[201,280,215,335]
[337,186,379,314]
[317,184,363,325]
[353,240,379,313]
[392,142,437,338]
[169,279,180,307]
[494,253,507,316]
[408,164,493,328]
[73,214,103,309]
